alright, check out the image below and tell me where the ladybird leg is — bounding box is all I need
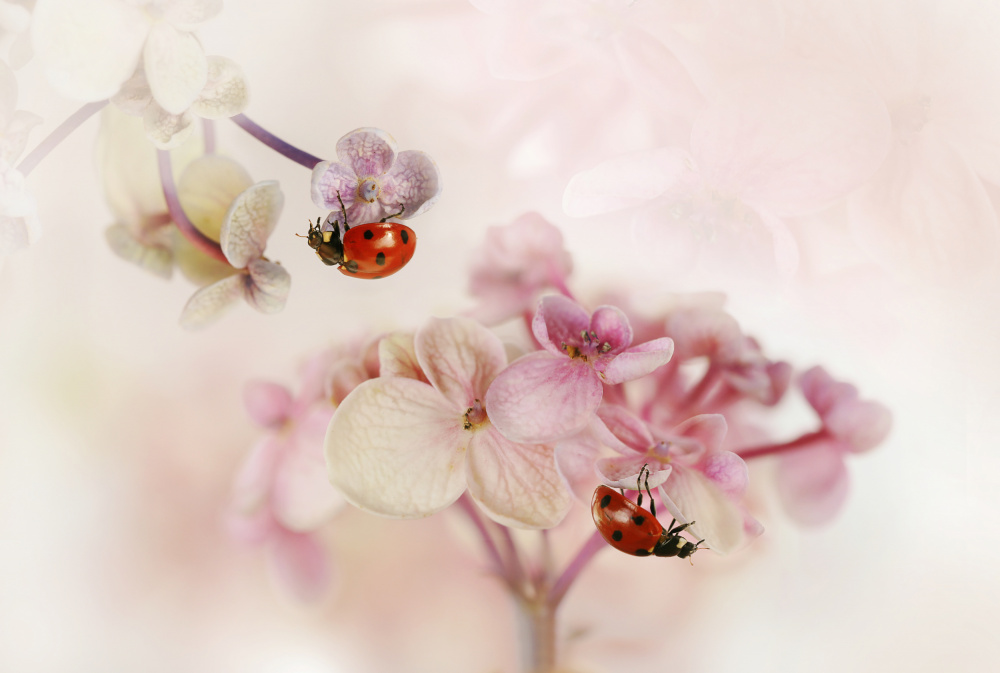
[640,465,657,519]
[635,463,648,509]
[380,203,405,222]
[336,191,349,226]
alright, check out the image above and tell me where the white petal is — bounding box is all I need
[104,222,173,278]
[161,0,223,28]
[143,100,195,150]
[465,428,571,529]
[661,465,745,555]
[143,21,208,114]
[378,331,428,382]
[32,0,149,101]
[191,55,249,119]
[179,272,244,329]
[220,180,283,267]
[177,154,253,241]
[244,259,290,315]
[415,316,507,410]
[563,147,691,217]
[325,378,468,518]
[110,68,153,116]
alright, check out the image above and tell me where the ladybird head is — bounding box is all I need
[301,216,346,266]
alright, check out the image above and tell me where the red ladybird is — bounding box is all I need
[301,193,416,279]
[591,464,706,560]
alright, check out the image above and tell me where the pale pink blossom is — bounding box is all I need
[311,127,441,226]
[484,294,674,444]
[325,317,572,529]
[467,212,573,325]
[799,365,892,453]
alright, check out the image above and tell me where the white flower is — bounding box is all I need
[0,159,38,258]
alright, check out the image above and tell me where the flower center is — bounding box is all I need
[561,330,612,361]
[463,399,489,431]
[358,178,380,203]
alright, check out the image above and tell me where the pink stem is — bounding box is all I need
[456,494,510,584]
[548,530,606,608]
[231,114,323,169]
[17,100,108,177]
[156,149,230,264]
[736,429,829,460]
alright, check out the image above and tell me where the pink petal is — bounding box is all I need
[485,352,603,444]
[563,147,690,217]
[777,443,850,526]
[415,317,507,410]
[531,294,590,354]
[267,528,331,603]
[378,332,429,383]
[310,160,358,210]
[596,404,654,453]
[325,378,468,518]
[661,464,745,555]
[243,380,292,427]
[589,305,633,353]
[465,427,571,529]
[230,435,283,514]
[825,398,892,453]
[701,451,749,500]
[799,366,857,417]
[600,337,674,385]
[336,127,397,178]
[272,406,344,532]
[671,414,728,455]
[380,150,442,219]
[554,428,608,503]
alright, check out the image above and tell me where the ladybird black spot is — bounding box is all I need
[373,275,383,279]
[401,230,409,245]
[611,530,623,542]
[376,251,386,266]
[364,229,374,240]
[600,494,612,508]
[632,515,645,526]
[634,549,652,557]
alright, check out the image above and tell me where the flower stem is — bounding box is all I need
[202,119,216,154]
[230,114,323,169]
[736,429,828,460]
[456,494,513,587]
[516,595,557,673]
[156,149,230,264]
[549,530,606,608]
[17,100,109,177]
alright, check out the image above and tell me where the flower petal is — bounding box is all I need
[244,259,290,315]
[177,154,253,241]
[161,0,224,28]
[325,378,468,518]
[776,442,850,526]
[600,337,674,385]
[671,414,728,455]
[142,101,195,150]
[191,55,249,119]
[485,352,602,444]
[220,180,283,267]
[380,150,442,219]
[243,380,293,428]
[825,398,892,453]
[661,464,745,555]
[104,222,173,279]
[465,427,571,529]
[589,305,633,353]
[273,407,344,531]
[555,428,607,503]
[336,127,396,178]
[701,451,749,500]
[563,147,690,217]
[179,272,243,329]
[531,294,590,354]
[596,456,670,491]
[596,404,654,453]
[143,21,208,115]
[310,160,358,210]
[230,435,283,514]
[415,317,507,410]
[378,332,429,382]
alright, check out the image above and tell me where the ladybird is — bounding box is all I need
[591,464,705,560]
[300,192,416,279]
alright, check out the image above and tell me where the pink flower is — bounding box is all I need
[311,127,442,226]
[325,317,572,529]
[484,295,674,443]
[467,212,573,325]
[557,404,760,554]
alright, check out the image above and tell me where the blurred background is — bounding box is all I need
[1,1,998,671]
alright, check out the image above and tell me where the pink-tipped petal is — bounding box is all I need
[777,443,850,526]
[825,398,892,453]
[243,380,293,427]
[662,464,745,555]
[379,332,428,382]
[380,150,442,219]
[532,294,590,353]
[415,317,507,411]
[336,127,397,178]
[325,378,468,518]
[267,528,331,603]
[600,337,674,385]
[465,427,571,529]
[701,451,749,500]
[485,353,603,444]
[563,147,690,217]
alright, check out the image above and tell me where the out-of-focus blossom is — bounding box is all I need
[485,294,674,444]
[467,211,573,324]
[0,58,40,262]
[32,0,222,106]
[311,127,441,226]
[557,404,759,554]
[799,365,892,453]
[113,56,248,149]
[326,316,572,529]
[0,0,34,68]
[178,157,287,329]
[564,60,892,282]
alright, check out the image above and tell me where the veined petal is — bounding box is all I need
[336,127,397,178]
[310,160,357,210]
[177,154,253,241]
[415,317,507,410]
[600,337,674,385]
[466,427,571,529]
[485,353,602,444]
[325,378,468,518]
[221,180,283,268]
[596,404,654,453]
[243,380,292,428]
[142,100,195,150]
[563,147,690,217]
[701,451,749,500]
[662,464,745,555]
[532,294,590,354]
[379,332,429,382]
[32,0,149,101]
[244,259,290,314]
[143,21,208,115]
[179,272,243,329]
[596,456,670,490]
[380,150,442,219]
[111,68,153,117]
[191,55,249,119]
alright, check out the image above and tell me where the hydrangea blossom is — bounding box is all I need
[311,127,442,227]
[484,294,674,443]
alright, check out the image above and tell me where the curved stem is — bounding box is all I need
[202,119,216,154]
[156,149,229,264]
[16,100,109,177]
[549,530,606,608]
[736,429,828,460]
[230,114,323,169]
